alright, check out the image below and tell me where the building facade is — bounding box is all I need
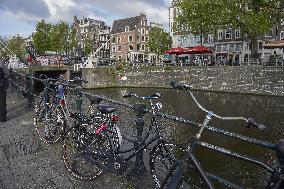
[169,0,284,64]
[73,16,110,57]
[110,13,155,63]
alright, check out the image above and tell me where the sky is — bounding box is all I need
[0,0,171,38]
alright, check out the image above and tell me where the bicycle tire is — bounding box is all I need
[62,124,114,180]
[34,92,65,144]
[150,142,191,189]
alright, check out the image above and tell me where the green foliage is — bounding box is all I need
[84,39,94,56]
[50,21,69,53]
[33,20,78,55]
[33,19,52,54]
[175,0,284,57]
[146,27,171,63]
[6,35,26,60]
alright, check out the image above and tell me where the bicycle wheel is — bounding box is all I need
[150,142,191,189]
[62,125,114,180]
[34,92,65,144]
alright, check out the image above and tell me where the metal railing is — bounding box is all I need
[1,67,283,188]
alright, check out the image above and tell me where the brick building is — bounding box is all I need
[110,13,157,63]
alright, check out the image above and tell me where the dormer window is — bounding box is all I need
[125,26,129,32]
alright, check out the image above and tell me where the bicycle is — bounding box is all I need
[150,81,271,189]
[34,75,87,144]
[62,93,122,180]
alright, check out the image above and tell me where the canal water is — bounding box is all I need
[87,88,284,189]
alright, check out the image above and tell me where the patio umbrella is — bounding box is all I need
[186,45,213,54]
[165,47,188,55]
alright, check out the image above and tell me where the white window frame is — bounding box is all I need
[129,44,134,51]
[225,29,232,39]
[265,29,273,37]
[235,29,240,38]
[142,28,145,35]
[281,19,284,26]
[112,46,116,52]
[141,35,145,42]
[118,46,121,52]
[117,37,121,43]
[125,26,129,32]
[218,30,223,40]
[128,35,133,42]
[207,35,213,43]
[141,44,145,51]
[280,31,284,40]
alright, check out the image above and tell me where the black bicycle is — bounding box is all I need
[150,81,273,189]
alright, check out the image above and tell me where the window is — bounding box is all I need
[112,46,116,52]
[118,46,121,52]
[145,36,149,41]
[137,35,140,41]
[265,29,273,37]
[281,19,284,26]
[222,44,228,52]
[129,45,134,51]
[229,44,234,52]
[142,28,145,34]
[208,35,213,43]
[235,44,241,52]
[216,44,221,52]
[141,36,145,42]
[280,31,284,40]
[235,29,240,38]
[117,37,121,43]
[258,42,263,49]
[225,29,232,39]
[137,44,140,51]
[141,44,145,51]
[128,35,133,42]
[112,37,116,43]
[125,26,129,32]
[218,30,223,39]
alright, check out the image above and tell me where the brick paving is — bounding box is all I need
[0,91,154,189]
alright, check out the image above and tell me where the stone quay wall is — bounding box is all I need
[81,66,284,96]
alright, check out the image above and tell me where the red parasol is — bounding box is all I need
[186,45,213,54]
[165,47,188,55]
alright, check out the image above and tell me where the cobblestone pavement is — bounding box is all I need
[0,91,154,189]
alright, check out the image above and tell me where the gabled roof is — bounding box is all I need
[111,16,140,34]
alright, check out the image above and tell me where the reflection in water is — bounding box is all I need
[88,88,284,189]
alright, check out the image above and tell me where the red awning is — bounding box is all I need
[165,47,188,55]
[186,45,213,54]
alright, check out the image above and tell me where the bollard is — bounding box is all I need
[0,68,7,122]
[75,87,83,112]
[25,74,33,108]
[130,103,147,176]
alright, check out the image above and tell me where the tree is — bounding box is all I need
[146,26,171,63]
[6,35,26,60]
[175,0,227,45]
[50,21,69,53]
[84,39,94,56]
[67,27,78,56]
[175,0,284,58]
[33,20,52,54]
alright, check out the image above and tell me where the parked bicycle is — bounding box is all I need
[62,93,121,180]
[34,75,87,144]
[149,81,276,189]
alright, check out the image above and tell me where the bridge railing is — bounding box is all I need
[1,67,281,188]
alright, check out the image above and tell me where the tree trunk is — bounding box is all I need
[250,36,258,58]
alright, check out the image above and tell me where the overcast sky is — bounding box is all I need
[0,0,171,37]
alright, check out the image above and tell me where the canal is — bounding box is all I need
[87,88,284,189]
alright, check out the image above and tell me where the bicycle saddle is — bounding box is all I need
[97,104,117,114]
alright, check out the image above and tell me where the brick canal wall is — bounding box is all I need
[82,66,284,96]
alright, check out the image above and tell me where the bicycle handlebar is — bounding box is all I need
[122,93,161,100]
[68,77,88,83]
[170,81,267,131]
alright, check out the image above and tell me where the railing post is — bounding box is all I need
[25,74,33,108]
[131,103,147,176]
[0,67,7,122]
[75,87,83,112]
